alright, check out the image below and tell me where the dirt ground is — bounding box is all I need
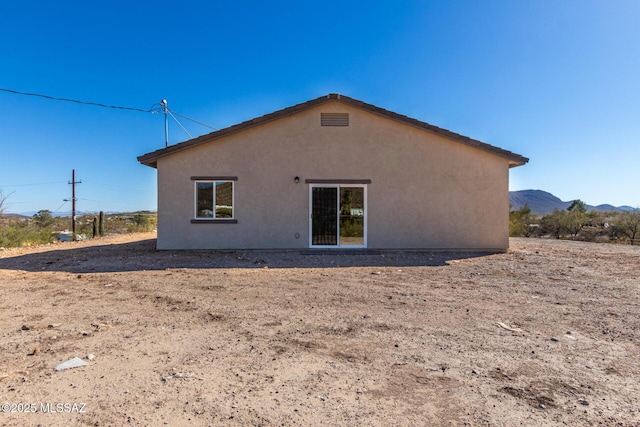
[0,233,638,427]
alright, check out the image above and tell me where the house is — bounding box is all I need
[138,94,528,250]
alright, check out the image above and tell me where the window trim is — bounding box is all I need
[191,176,238,181]
[191,219,238,224]
[305,179,371,184]
[193,179,235,221]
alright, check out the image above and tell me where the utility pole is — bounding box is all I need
[160,99,168,147]
[69,169,82,241]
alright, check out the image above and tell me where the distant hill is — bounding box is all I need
[509,190,635,215]
[0,213,30,220]
[7,210,156,218]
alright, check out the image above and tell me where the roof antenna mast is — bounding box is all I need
[160,99,168,147]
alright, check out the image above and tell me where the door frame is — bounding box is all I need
[309,183,367,249]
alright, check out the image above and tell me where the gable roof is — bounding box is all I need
[137,93,529,168]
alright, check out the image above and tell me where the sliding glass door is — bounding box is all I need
[310,185,366,248]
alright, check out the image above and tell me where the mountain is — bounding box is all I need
[509,190,635,215]
[509,190,569,215]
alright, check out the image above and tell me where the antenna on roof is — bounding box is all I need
[151,99,217,148]
[160,99,169,148]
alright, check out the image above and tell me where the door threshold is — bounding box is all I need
[302,249,379,255]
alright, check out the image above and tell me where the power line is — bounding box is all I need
[2,181,68,188]
[171,110,219,130]
[1,87,220,142]
[0,87,155,113]
[51,200,69,215]
[167,110,193,139]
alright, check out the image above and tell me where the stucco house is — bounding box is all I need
[138,94,528,250]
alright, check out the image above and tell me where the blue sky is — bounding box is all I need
[1,1,639,214]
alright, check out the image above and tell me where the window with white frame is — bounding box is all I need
[194,180,234,219]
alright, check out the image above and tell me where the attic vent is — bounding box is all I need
[321,113,349,126]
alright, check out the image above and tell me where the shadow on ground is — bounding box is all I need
[0,238,500,273]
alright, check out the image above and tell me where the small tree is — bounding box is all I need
[613,209,640,245]
[567,199,588,214]
[509,204,535,237]
[0,188,14,215]
[579,210,604,242]
[564,199,588,239]
[540,209,566,239]
[33,209,55,228]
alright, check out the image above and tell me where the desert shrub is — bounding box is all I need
[127,212,157,233]
[0,219,56,247]
[611,209,640,245]
[509,204,539,237]
[534,208,640,245]
[33,210,55,228]
[537,201,591,240]
[0,211,157,247]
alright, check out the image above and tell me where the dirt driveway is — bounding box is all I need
[0,233,639,426]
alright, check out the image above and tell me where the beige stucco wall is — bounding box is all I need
[155,100,511,250]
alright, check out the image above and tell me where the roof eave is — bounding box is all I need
[509,157,529,168]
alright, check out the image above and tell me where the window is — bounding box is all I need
[194,180,234,219]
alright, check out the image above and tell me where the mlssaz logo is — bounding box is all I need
[40,402,87,413]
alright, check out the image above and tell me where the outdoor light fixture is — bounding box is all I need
[294,176,300,183]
